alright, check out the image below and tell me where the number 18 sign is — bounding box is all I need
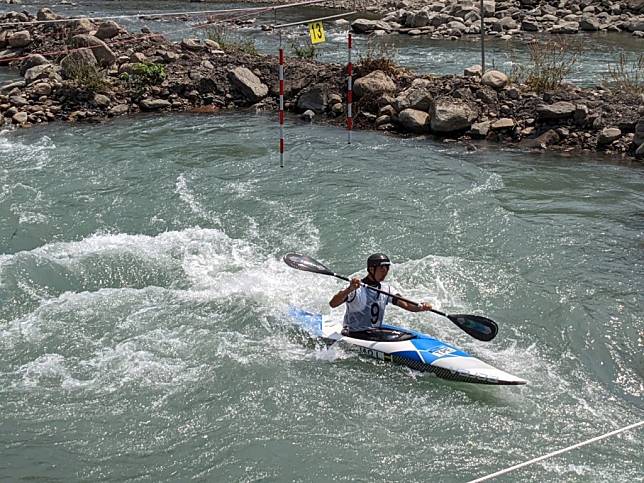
[308,21,326,44]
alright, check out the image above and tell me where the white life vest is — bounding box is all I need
[343,282,393,331]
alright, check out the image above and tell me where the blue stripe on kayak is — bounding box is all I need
[288,307,323,337]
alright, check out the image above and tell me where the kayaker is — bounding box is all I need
[329,253,433,340]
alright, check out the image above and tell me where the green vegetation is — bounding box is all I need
[357,34,400,76]
[509,36,583,93]
[206,24,258,56]
[120,62,166,94]
[602,52,644,97]
[289,38,317,59]
[64,58,108,92]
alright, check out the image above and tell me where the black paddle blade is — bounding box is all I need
[283,253,334,277]
[448,314,498,342]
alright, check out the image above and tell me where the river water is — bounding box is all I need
[1,1,644,482]
[1,112,642,481]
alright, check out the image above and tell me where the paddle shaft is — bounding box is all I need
[333,273,447,317]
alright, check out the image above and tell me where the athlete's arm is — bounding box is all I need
[329,277,361,308]
[393,296,432,312]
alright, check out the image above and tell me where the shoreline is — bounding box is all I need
[0,4,643,161]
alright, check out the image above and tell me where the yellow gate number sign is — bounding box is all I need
[308,21,326,44]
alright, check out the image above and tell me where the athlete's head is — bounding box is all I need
[367,253,391,281]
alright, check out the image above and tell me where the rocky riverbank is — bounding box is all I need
[0,7,643,160]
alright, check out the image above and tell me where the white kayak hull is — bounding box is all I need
[289,308,527,386]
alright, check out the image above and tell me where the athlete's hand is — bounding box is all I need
[418,302,433,312]
[347,277,361,292]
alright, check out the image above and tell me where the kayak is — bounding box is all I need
[289,308,527,385]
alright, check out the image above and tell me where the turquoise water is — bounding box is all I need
[0,113,642,481]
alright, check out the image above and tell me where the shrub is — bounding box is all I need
[602,52,643,97]
[509,36,583,93]
[206,24,257,56]
[63,58,108,92]
[120,62,166,94]
[356,34,400,76]
[289,38,317,59]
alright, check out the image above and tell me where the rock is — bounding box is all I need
[537,101,576,121]
[180,38,206,51]
[9,95,28,106]
[634,118,644,146]
[109,104,129,116]
[72,18,95,34]
[71,35,116,66]
[574,104,589,125]
[398,108,430,133]
[491,118,515,129]
[597,127,622,145]
[297,84,328,113]
[430,98,478,133]
[481,70,508,89]
[93,93,110,108]
[464,65,482,77]
[139,98,171,110]
[523,129,560,148]
[12,111,28,124]
[95,20,123,40]
[228,67,268,102]
[24,64,59,84]
[331,102,344,116]
[580,15,601,31]
[32,82,52,96]
[0,81,26,93]
[36,7,58,21]
[394,85,433,111]
[636,143,644,158]
[204,39,220,50]
[522,18,540,31]
[19,54,49,76]
[60,48,97,78]
[301,109,315,121]
[550,21,580,34]
[470,121,491,137]
[353,70,396,98]
[8,30,31,48]
[351,18,391,33]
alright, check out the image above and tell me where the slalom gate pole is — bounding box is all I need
[279,42,285,167]
[347,32,353,144]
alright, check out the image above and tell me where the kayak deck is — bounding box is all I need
[289,308,527,386]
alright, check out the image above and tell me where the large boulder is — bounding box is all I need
[481,70,508,89]
[24,64,59,84]
[140,99,171,110]
[430,98,478,133]
[8,30,31,48]
[95,20,123,40]
[394,85,433,112]
[60,48,98,78]
[550,21,580,34]
[228,67,268,102]
[353,70,396,99]
[71,34,116,66]
[597,127,621,145]
[36,7,58,21]
[297,84,328,113]
[537,101,576,121]
[351,18,391,33]
[19,54,49,75]
[398,108,431,133]
[634,118,644,146]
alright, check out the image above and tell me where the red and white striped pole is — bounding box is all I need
[347,32,353,144]
[279,46,285,167]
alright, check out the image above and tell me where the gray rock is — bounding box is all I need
[19,54,49,76]
[93,93,110,108]
[464,64,482,77]
[297,84,328,113]
[228,67,268,102]
[522,129,560,148]
[12,111,28,124]
[353,70,396,98]
[636,142,644,158]
[351,18,391,33]
[8,30,31,48]
[139,98,171,110]
[36,7,58,21]
[491,118,515,129]
[71,35,116,66]
[109,104,129,116]
[32,82,52,96]
[481,70,508,89]
[634,118,644,146]
[597,127,622,145]
[430,98,478,133]
[95,20,123,40]
[537,101,576,120]
[398,108,430,133]
[580,15,601,31]
[180,38,206,51]
[301,109,315,121]
[60,48,97,78]
[550,21,580,34]
[24,64,59,84]
[470,120,491,137]
[394,85,433,111]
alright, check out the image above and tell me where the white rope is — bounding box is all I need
[467,420,644,483]
[0,0,327,27]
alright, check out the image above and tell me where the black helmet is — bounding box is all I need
[367,253,391,268]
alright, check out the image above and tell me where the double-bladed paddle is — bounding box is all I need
[283,253,498,342]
